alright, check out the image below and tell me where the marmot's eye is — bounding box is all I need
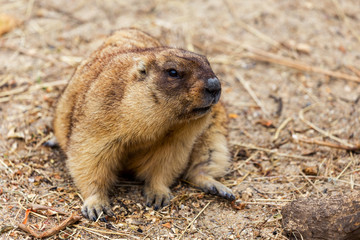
[168,69,179,78]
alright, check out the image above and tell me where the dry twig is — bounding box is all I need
[245,46,360,83]
[18,213,81,239]
[28,203,67,215]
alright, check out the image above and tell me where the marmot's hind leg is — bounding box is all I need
[185,104,235,200]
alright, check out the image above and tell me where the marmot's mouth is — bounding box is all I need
[192,106,211,114]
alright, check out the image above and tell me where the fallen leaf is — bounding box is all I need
[34,176,43,182]
[301,149,316,156]
[282,40,311,54]
[228,113,238,119]
[47,209,58,216]
[302,166,318,176]
[0,225,15,234]
[0,14,18,36]
[53,174,61,179]
[231,201,246,210]
[162,222,171,229]
[338,45,346,53]
[255,119,275,128]
[296,43,311,54]
[196,193,205,199]
[23,209,31,224]
[60,55,82,66]
[7,127,25,139]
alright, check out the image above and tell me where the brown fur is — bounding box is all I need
[54,28,234,221]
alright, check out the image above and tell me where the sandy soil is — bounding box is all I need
[1,0,360,239]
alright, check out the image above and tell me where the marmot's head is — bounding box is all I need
[133,48,221,121]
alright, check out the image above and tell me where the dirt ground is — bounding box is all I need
[1,0,360,239]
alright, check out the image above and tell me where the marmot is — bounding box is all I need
[54,28,234,221]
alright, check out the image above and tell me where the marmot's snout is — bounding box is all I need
[204,77,221,105]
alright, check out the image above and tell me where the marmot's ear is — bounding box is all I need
[133,57,147,75]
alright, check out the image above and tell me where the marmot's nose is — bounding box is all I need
[205,77,221,94]
[205,77,221,104]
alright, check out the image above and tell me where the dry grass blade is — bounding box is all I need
[74,225,140,239]
[236,202,284,206]
[331,0,360,43]
[0,80,68,103]
[223,0,281,49]
[346,65,360,77]
[34,133,54,150]
[233,143,316,161]
[245,46,360,83]
[177,201,211,240]
[1,44,61,65]
[0,158,13,173]
[298,104,357,148]
[29,79,69,91]
[299,171,324,196]
[273,117,293,141]
[231,151,258,173]
[254,199,292,202]
[0,85,28,97]
[293,135,360,151]
[336,161,352,180]
[235,74,270,116]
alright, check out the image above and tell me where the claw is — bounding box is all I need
[209,186,218,195]
[88,207,98,221]
[144,186,172,210]
[228,193,236,201]
[198,179,235,202]
[82,195,114,221]
[81,206,89,219]
[103,206,115,218]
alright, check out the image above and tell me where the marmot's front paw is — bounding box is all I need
[81,194,115,221]
[144,186,173,210]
